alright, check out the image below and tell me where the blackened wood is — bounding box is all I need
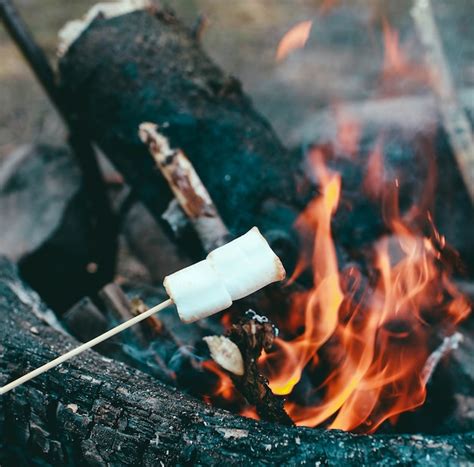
[227,311,293,426]
[0,0,118,281]
[0,258,472,465]
[0,144,113,312]
[62,297,107,342]
[58,8,300,269]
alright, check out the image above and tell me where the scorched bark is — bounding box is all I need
[58,8,300,266]
[0,258,472,465]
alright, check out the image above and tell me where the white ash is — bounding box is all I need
[422,332,463,385]
[58,0,151,57]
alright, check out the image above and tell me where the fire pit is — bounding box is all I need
[0,0,473,464]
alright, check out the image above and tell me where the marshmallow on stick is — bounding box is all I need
[0,227,285,395]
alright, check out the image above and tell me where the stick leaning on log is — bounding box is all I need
[0,227,285,395]
[139,123,230,252]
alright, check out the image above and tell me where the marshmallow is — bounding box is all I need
[208,227,286,300]
[163,227,286,323]
[163,260,232,323]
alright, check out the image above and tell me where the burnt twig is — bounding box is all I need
[226,311,294,426]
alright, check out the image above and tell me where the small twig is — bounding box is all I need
[139,122,230,252]
[422,332,463,385]
[130,297,164,335]
[412,0,474,203]
[205,310,294,426]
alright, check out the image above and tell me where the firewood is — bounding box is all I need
[412,0,474,203]
[58,6,300,269]
[422,332,463,385]
[139,123,230,252]
[0,258,472,465]
[0,144,112,312]
[0,0,118,285]
[226,311,294,426]
[62,297,107,342]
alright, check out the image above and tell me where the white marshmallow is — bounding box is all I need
[163,260,232,323]
[208,227,286,300]
[163,227,286,323]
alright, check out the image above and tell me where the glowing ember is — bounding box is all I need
[275,20,313,62]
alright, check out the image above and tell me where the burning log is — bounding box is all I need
[58,5,300,269]
[0,258,473,465]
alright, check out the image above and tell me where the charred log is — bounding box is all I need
[58,8,300,270]
[0,258,472,465]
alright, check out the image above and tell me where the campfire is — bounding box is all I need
[0,0,473,464]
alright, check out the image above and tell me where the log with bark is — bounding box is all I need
[58,7,301,269]
[57,4,474,281]
[0,258,473,465]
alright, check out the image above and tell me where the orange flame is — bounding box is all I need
[260,147,469,433]
[276,21,313,62]
[319,0,339,15]
[382,18,407,76]
[380,18,430,94]
[201,16,470,435]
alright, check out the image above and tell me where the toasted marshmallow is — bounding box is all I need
[163,227,286,323]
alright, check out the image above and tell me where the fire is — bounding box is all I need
[275,20,313,62]
[202,13,470,434]
[260,147,470,433]
[382,18,407,77]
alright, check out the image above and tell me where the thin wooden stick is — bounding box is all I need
[139,122,230,252]
[0,298,173,395]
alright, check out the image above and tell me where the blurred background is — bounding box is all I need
[1,0,473,157]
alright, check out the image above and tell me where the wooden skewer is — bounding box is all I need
[0,298,173,395]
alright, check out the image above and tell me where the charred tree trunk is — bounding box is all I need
[58,8,301,269]
[0,258,472,465]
